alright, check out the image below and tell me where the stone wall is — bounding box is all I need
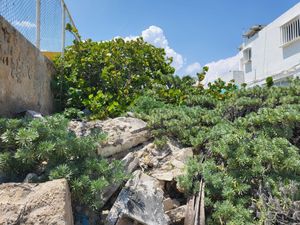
[0,16,54,116]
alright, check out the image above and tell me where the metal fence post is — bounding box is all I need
[36,0,41,49]
[61,0,66,57]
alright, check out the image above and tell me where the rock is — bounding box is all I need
[23,173,39,183]
[149,144,193,182]
[166,205,186,224]
[126,112,135,117]
[294,201,300,211]
[0,179,73,225]
[25,110,43,119]
[69,117,151,157]
[294,211,300,221]
[163,198,181,212]
[106,171,170,225]
[101,152,140,207]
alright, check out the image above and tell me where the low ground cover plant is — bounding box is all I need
[0,114,126,211]
[131,78,300,224]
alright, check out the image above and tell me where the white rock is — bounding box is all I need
[69,117,151,157]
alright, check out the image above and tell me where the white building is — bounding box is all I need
[220,3,300,86]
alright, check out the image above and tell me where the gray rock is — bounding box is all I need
[106,171,170,225]
[25,110,43,119]
[101,152,140,207]
[23,173,39,183]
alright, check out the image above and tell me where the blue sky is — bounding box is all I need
[65,0,300,76]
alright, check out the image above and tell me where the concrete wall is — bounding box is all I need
[240,3,300,84]
[221,70,245,85]
[0,16,54,116]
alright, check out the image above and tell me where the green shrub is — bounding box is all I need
[0,114,126,211]
[53,37,177,119]
[132,79,300,224]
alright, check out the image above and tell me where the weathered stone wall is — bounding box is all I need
[0,16,54,116]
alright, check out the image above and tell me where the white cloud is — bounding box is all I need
[142,26,168,48]
[185,62,202,75]
[204,54,240,84]
[121,26,184,71]
[12,20,36,29]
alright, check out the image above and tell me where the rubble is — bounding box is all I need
[106,171,170,225]
[136,141,193,182]
[166,205,186,224]
[101,152,140,208]
[69,117,151,157]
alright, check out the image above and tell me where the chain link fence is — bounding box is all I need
[0,0,79,53]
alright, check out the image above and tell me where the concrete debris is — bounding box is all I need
[106,171,170,225]
[166,205,187,224]
[0,179,73,225]
[101,152,140,208]
[69,117,151,157]
[146,142,193,182]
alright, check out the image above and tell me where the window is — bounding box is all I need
[281,16,300,45]
[243,48,252,63]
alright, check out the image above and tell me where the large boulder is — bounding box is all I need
[0,179,73,225]
[69,117,151,157]
[106,171,170,225]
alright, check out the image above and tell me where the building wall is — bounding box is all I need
[241,3,300,85]
[221,70,245,85]
[0,16,54,116]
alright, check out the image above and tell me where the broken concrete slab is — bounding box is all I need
[101,152,140,208]
[69,117,151,157]
[106,171,170,225]
[0,179,73,225]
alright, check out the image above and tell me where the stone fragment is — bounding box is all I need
[163,198,181,212]
[101,152,140,207]
[166,205,186,223]
[25,110,43,119]
[23,173,39,183]
[150,145,193,182]
[0,179,73,225]
[106,171,170,225]
[69,117,151,157]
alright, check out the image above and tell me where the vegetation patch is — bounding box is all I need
[131,79,300,224]
[0,114,126,211]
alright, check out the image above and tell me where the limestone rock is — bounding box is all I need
[166,205,186,224]
[148,142,193,182]
[69,117,151,157]
[106,171,170,225]
[0,179,73,225]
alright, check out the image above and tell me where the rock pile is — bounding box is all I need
[0,116,198,225]
[70,117,196,225]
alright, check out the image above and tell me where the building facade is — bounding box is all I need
[222,3,300,87]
